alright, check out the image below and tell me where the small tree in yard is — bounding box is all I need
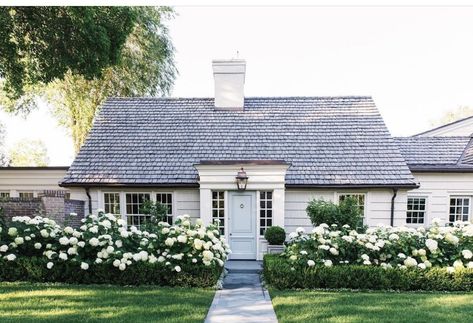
[306,197,363,229]
[140,200,169,225]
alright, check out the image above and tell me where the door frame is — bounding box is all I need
[227,190,257,260]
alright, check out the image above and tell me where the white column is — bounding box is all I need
[200,188,212,225]
[272,188,285,227]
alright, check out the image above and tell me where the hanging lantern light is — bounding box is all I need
[235,167,248,191]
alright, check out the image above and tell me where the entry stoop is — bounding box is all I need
[225,260,262,274]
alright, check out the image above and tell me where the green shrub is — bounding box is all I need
[263,254,473,291]
[264,226,286,245]
[0,257,222,287]
[306,197,363,229]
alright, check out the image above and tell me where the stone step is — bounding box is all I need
[225,260,263,274]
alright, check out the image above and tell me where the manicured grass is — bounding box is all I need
[270,289,473,323]
[0,282,215,323]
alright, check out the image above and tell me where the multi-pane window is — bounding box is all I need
[125,193,150,227]
[212,191,225,235]
[19,192,34,199]
[0,192,10,199]
[339,193,366,216]
[104,193,121,214]
[156,193,173,225]
[260,191,273,235]
[406,197,426,224]
[449,197,470,223]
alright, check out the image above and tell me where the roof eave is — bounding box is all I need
[285,183,420,189]
[59,182,200,188]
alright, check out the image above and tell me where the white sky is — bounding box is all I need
[2,6,473,165]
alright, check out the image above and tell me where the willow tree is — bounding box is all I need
[0,7,136,103]
[46,7,176,152]
[1,7,176,153]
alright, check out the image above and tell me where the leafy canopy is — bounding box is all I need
[306,197,363,229]
[8,139,49,166]
[0,7,137,101]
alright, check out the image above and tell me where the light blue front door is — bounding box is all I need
[229,191,256,260]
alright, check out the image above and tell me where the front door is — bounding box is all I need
[229,191,256,260]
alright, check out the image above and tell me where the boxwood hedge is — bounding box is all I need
[0,257,222,287]
[263,254,473,291]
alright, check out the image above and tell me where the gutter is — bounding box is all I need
[286,183,419,189]
[390,188,398,227]
[59,183,200,188]
[85,188,92,215]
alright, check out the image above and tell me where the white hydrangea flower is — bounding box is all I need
[6,254,16,261]
[307,260,315,267]
[462,249,473,260]
[14,237,24,245]
[404,257,417,267]
[47,262,54,269]
[0,245,8,253]
[174,265,182,272]
[425,239,438,252]
[64,227,74,234]
[324,260,333,267]
[80,262,89,270]
[59,237,69,246]
[8,228,18,237]
[89,238,99,247]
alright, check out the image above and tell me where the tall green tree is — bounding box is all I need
[47,7,176,151]
[0,7,136,103]
[9,139,49,166]
[0,122,10,166]
[1,7,176,152]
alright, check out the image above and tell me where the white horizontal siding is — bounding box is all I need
[175,189,200,220]
[285,188,408,233]
[408,173,473,225]
[0,169,68,197]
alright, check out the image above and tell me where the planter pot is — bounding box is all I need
[267,245,284,254]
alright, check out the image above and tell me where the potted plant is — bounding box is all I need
[264,226,286,254]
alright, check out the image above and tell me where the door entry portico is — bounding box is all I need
[229,191,256,260]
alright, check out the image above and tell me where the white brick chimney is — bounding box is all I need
[212,59,246,110]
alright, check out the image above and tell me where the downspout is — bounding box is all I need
[390,188,398,227]
[85,188,92,215]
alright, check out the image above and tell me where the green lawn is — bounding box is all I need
[270,289,473,323]
[0,283,215,323]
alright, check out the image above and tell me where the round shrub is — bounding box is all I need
[264,226,286,245]
[306,197,363,229]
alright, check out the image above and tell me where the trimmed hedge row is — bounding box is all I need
[0,257,222,287]
[263,254,473,291]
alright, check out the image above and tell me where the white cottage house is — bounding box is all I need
[60,59,423,260]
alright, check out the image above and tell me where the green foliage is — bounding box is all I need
[0,257,222,287]
[8,139,49,166]
[0,122,9,166]
[432,105,473,127]
[140,199,169,224]
[306,197,363,229]
[264,226,286,245]
[263,254,473,291]
[0,7,136,101]
[46,7,176,151]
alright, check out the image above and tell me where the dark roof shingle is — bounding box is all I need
[61,97,416,187]
[394,136,473,171]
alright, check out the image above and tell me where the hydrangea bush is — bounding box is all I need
[0,211,230,285]
[283,219,473,272]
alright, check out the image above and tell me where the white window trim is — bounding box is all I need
[258,190,273,236]
[335,192,367,216]
[406,196,428,225]
[103,192,121,215]
[448,196,471,223]
[155,192,175,224]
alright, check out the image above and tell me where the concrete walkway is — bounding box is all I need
[205,261,278,323]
